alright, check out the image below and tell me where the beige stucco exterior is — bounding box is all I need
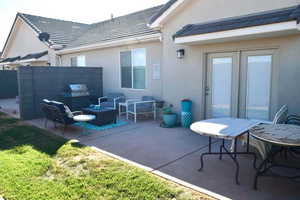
[157,0,300,120]
[60,41,163,99]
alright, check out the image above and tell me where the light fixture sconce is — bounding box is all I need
[177,49,185,59]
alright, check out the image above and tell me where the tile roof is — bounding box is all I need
[0,56,20,63]
[19,13,90,46]
[173,5,300,39]
[149,0,178,25]
[66,5,163,48]
[20,51,48,60]
[0,51,48,63]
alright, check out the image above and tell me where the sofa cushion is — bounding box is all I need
[142,96,155,101]
[64,105,74,118]
[100,101,114,108]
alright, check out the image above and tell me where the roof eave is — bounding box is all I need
[174,21,300,45]
[149,0,187,29]
[57,33,162,55]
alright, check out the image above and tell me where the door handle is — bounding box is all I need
[205,86,210,96]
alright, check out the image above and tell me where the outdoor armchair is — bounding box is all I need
[41,99,82,133]
[98,93,125,110]
[127,96,156,123]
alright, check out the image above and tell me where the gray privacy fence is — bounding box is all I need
[18,66,103,120]
[0,70,18,99]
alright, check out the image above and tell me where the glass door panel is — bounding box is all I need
[246,55,272,120]
[206,52,239,119]
[211,57,232,117]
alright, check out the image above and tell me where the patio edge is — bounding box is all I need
[90,146,231,200]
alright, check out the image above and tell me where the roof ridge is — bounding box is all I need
[18,12,90,26]
[91,5,164,26]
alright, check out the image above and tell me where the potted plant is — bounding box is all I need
[162,104,177,127]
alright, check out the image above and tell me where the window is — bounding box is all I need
[120,48,146,89]
[70,55,86,66]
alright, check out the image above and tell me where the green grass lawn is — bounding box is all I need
[0,113,214,200]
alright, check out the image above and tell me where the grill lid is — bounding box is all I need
[64,84,90,97]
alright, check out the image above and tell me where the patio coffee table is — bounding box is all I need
[251,124,300,190]
[82,107,117,126]
[190,118,260,185]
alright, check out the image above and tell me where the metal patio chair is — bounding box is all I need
[127,96,156,123]
[98,93,125,110]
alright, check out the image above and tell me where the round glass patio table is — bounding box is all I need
[73,114,95,135]
[250,124,300,190]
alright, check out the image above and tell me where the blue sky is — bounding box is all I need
[0,0,168,51]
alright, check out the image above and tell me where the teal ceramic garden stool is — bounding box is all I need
[181,99,192,128]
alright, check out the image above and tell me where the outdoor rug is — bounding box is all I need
[75,120,128,131]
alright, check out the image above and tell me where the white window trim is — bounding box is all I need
[119,48,147,90]
[70,55,86,67]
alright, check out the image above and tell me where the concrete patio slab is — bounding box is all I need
[0,98,20,118]
[157,140,300,200]
[26,117,300,200]
[82,121,214,169]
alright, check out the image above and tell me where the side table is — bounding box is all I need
[73,114,95,135]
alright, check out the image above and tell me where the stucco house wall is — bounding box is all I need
[60,41,163,98]
[2,17,55,66]
[160,0,300,120]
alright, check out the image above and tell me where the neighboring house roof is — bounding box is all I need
[148,0,187,28]
[19,13,90,46]
[19,51,48,61]
[0,56,21,63]
[0,51,48,64]
[149,0,178,24]
[66,5,163,49]
[173,5,300,39]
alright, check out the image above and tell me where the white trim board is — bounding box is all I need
[149,0,186,29]
[175,21,300,45]
[57,33,162,55]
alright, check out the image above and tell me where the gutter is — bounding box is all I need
[57,33,162,55]
[0,58,48,66]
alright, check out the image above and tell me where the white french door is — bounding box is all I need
[205,52,239,118]
[206,50,275,120]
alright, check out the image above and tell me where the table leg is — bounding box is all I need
[219,139,225,160]
[198,132,257,185]
[199,136,212,171]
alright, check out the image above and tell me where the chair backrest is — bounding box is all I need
[41,103,66,124]
[142,96,155,101]
[273,105,288,124]
[107,93,125,100]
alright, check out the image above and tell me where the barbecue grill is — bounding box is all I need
[64,84,90,97]
[60,84,95,111]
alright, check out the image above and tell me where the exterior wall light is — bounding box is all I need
[177,49,185,59]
